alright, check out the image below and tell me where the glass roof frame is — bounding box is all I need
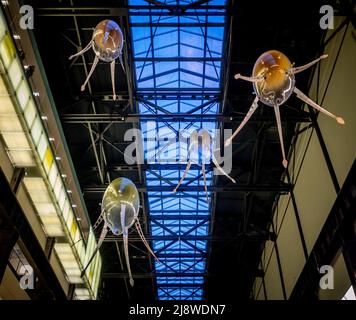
[129,0,227,300]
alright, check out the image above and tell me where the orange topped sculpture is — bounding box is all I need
[80,178,159,286]
[225,50,345,168]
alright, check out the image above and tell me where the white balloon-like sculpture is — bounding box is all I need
[81,177,159,286]
[69,19,125,100]
[154,129,236,202]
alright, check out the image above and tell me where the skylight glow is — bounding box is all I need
[129,0,227,300]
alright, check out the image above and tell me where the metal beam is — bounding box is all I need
[61,113,312,124]
[103,234,272,242]
[134,57,223,62]
[102,272,207,279]
[150,210,209,214]
[137,93,221,100]
[82,164,213,171]
[157,253,207,258]
[83,183,292,193]
[36,6,228,17]
[156,284,203,288]
[131,23,225,27]
[150,215,210,220]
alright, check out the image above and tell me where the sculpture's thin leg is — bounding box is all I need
[81,221,108,277]
[202,162,209,203]
[135,219,160,262]
[234,73,265,82]
[294,87,345,124]
[173,160,192,193]
[71,210,104,248]
[225,96,259,146]
[288,54,328,74]
[110,61,116,100]
[92,209,105,231]
[81,56,99,92]
[273,104,288,168]
[120,204,134,286]
[148,140,176,163]
[211,152,236,183]
[69,40,93,60]
[123,232,134,286]
[119,54,126,74]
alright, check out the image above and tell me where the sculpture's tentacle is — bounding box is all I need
[294,87,345,124]
[80,222,108,277]
[135,219,160,262]
[123,233,134,286]
[173,160,192,193]
[119,54,126,74]
[211,152,236,183]
[93,209,105,231]
[225,96,259,146]
[234,73,265,82]
[81,56,99,92]
[69,40,93,60]
[288,54,328,74]
[121,204,134,286]
[110,61,116,100]
[273,104,288,168]
[202,162,209,203]
[71,210,104,248]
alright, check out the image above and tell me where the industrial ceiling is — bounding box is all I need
[26,0,326,301]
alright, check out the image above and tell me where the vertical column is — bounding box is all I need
[0,168,24,282]
[271,221,287,300]
[0,227,18,283]
[286,171,308,260]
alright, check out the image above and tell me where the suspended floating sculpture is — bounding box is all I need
[81,177,159,286]
[154,129,236,202]
[69,19,125,100]
[225,50,345,168]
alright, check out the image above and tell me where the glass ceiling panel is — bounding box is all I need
[129,0,227,300]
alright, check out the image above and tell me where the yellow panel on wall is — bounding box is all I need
[0,33,15,68]
[316,24,356,188]
[293,130,336,253]
[43,147,53,173]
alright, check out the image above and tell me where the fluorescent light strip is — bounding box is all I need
[54,243,83,285]
[0,11,101,298]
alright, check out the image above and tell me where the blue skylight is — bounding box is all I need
[129,0,227,300]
